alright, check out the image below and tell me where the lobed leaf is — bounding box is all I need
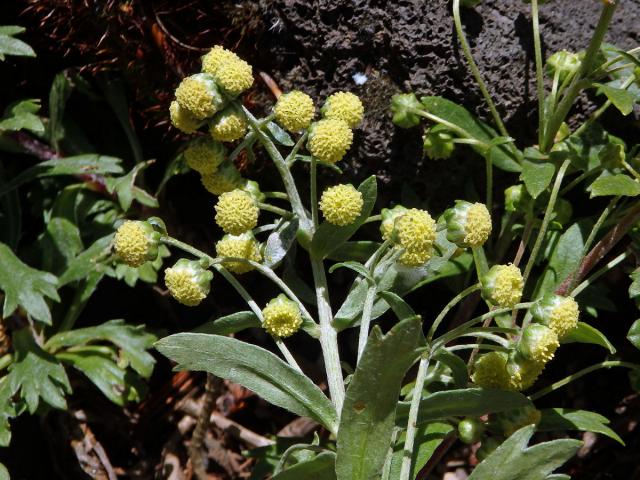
[538,408,623,445]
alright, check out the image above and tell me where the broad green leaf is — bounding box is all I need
[555,122,624,172]
[594,83,636,116]
[267,121,294,146]
[193,311,261,335]
[562,322,616,353]
[395,388,532,427]
[311,176,377,260]
[627,319,640,350]
[521,159,555,199]
[433,349,468,388]
[0,25,35,60]
[0,242,59,324]
[378,291,417,322]
[469,425,581,480]
[263,218,299,268]
[420,96,521,172]
[273,452,337,480]
[538,408,623,445]
[156,333,338,433]
[47,217,83,264]
[336,317,424,480]
[0,378,17,447]
[388,422,453,480]
[9,329,71,413]
[590,174,640,198]
[46,319,157,378]
[0,99,44,133]
[535,223,585,297]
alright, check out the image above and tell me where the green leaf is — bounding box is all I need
[535,223,585,297]
[193,311,261,336]
[396,389,532,427]
[273,452,337,480]
[630,269,640,306]
[521,158,556,199]
[311,176,377,260]
[0,25,35,60]
[469,425,581,480]
[378,291,417,322]
[627,319,640,350]
[420,96,521,172]
[590,174,640,198]
[266,121,295,146]
[388,422,453,480]
[538,408,623,445]
[48,71,74,151]
[9,329,71,413]
[0,377,17,447]
[327,241,381,263]
[263,218,299,268]
[555,122,623,172]
[104,160,158,212]
[155,333,338,433]
[0,99,44,133]
[46,319,157,378]
[329,261,373,283]
[336,317,424,480]
[594,83,636,116]
[0,242,59,324]
[562,322,616,354]
[47,217,83,264]
[433,349,468,388]
[58,234,113,286]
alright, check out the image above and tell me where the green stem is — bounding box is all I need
[364,214,382,224]
[559,167,602,196]
[571,251,629,298]
[411,109,488,148]
[485,155,493,217]
[357,285,378,362]
[448,344,509,353]
[381,429,400,480]
[531,0,546,146]
[285,131,309,167]
[257,202,293,218]
[427,283,481,342]
[310,155,319,227]
[472,246,489,280]
[263,191,289,200]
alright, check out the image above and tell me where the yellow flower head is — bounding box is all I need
[322,91,364,128]
[481,264,524,308]
[184,138,226,174]
[215,232,262,274]
[164,259,213,307]
[200,162,244,196]
[215,189,259,235]
[113,220,159,267]
[213,57,253,96]
[175,73,224,120]
[262,295,303,338]
[532,294,579,339]
[518,324,559,365]
[169,101,202,134]
[274,91,315,132]
[201,45,240,75]
[380,205,408,240]
[471,352,513,390]
[209,107,248,142]
[506,354,545,391]
[307,118,353,164]
[444,201,492,248]
[319,184,363,226]
[395,208,436,252]
[398,248,433,267]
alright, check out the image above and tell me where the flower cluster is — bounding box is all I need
[164,259,213,306]
[262,295,303,338]
[481,264,524,308]
[113,220,160,267]
[319,184,363,226]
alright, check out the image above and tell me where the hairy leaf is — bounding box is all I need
[562,322,616,354]
[193,311,261,336]
[538,408,623,445]
[388,422,453,480]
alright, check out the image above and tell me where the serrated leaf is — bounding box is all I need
[336,317,424,480]
[9,329,71,413]
[0,377,17,447]
[521,159,556,199]
[627,319,640,350]
[0,242,59,324]
[273,452,337,480]
[193,311,261,336]
[468,425,581,480]
[590,174,640,198]
[562,322,616,354]
[388,422,453,480]
[594,83,636,116]
[0,25,35,60]
[0,99,44,133]
[538,408,623,445]
[263,218,299,268]
[156,333,338,433]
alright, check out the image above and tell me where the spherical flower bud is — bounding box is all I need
[213,57,253,97]
[306,118,353,164]
[532,294,579,339]
[321,92,364,128]
[274,91,315,132]
[504,184,532,214]
[471,351,512,390]
[481,264,524,308]
[169,101,203,134]
[201,45,240,75]
[262,294,303,338]
[175,73,225,120]
[319,184,363,226]
[215,189,259,235]
[209,106,248,142]
[394,208,437,266]
[184,138,226,174]
[506,353,544,391]
[518,324,559,365]
[458,418,485,444]
[491,406,541,438]
[113,220,160,267]
[215,232,262,274]
[164,259,213,307]
[390,93,422,128]
[545,50,580,82]
[380,205,408,240]
[423,126,455,160]
[200,161,244,196]
[444,200,492,248]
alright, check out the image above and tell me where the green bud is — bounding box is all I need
[423,125,455,160]
[506,351,544,391]
[241,179,266,203]
[504,184,532,214]
[391,93,422,129]
[545,51,581,83]
[517,324,559,365]
[458,417,485,444]
[380,205,408,241]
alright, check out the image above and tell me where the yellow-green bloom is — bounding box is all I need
[531,294,579,339]
[506,353,545,391]
[215,189,259,235]
[209,106,248,142]
[321,91,364,128]
[471,351,512,390]
[274,91,315,132]
[319,184,363,226]
[164,259,213,307]
[169,101,203,134]
[306,118,353,164]
[213,57,253,96]
[215,232,262,274]
[380,205,408,240]
[113,220,159,267]
[184,138,225,174]
[201,45,239,75]
[262,295,302,338]
[444,200,492,248]
[175,73,225,120]
[481,264,524,308]
[518,324,559,364]
[200,162,243,196]
[394,208,437,266]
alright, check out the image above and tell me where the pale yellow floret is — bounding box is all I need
[548,297,580,339]
[184,140,225,174]
[274,91,315,132]
[507,358,545,391]
[215,234,262,274]
[165,265,208,307]
[395,209,436,253]
[169,101,201,134]
[175,77,218,120]
[262,298,302,338]
[214,57,253,96]
[202,45,240,75]
[464,203,492,247]
[113,221,152,267]
[319,184,363,226]
[215,189,259,235]
[472,352,513,390]
[528,328,559,364]
[485,264,523,308]
[307,119,353,164]
[322,91,364,128]
[399,247,434,267]
[210,111,248,142]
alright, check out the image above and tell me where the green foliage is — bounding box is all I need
[562,322,616,353]
[538,408,623,444]
[590,174,640,197]
[273,452,337,480]
[0,99,44,134]
[0,26,35,60]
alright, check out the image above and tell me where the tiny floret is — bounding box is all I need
[518,324,559,365]
[215,232,262,274]
[215,189,259,235]
[164,259,213,307]
[262,295,303,338]
[444,200,492,248]
[201,45,240,75]
[532,294,579,339]
[321,92,364,128]
[175,73,224,120]
[274,91,315,132]
[169,101,202,134]
[184,138,225,174]
[213,57,253,96]
[307,118,353,164]
[394,208,436,266]
[200,162,243,196]
[319,184,363,226]
[209,107,248,142]
[472,352,512,390]
[481,264,524,308]
[113,220,159,267]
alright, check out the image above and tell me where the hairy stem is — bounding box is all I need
[531,0,546,146]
